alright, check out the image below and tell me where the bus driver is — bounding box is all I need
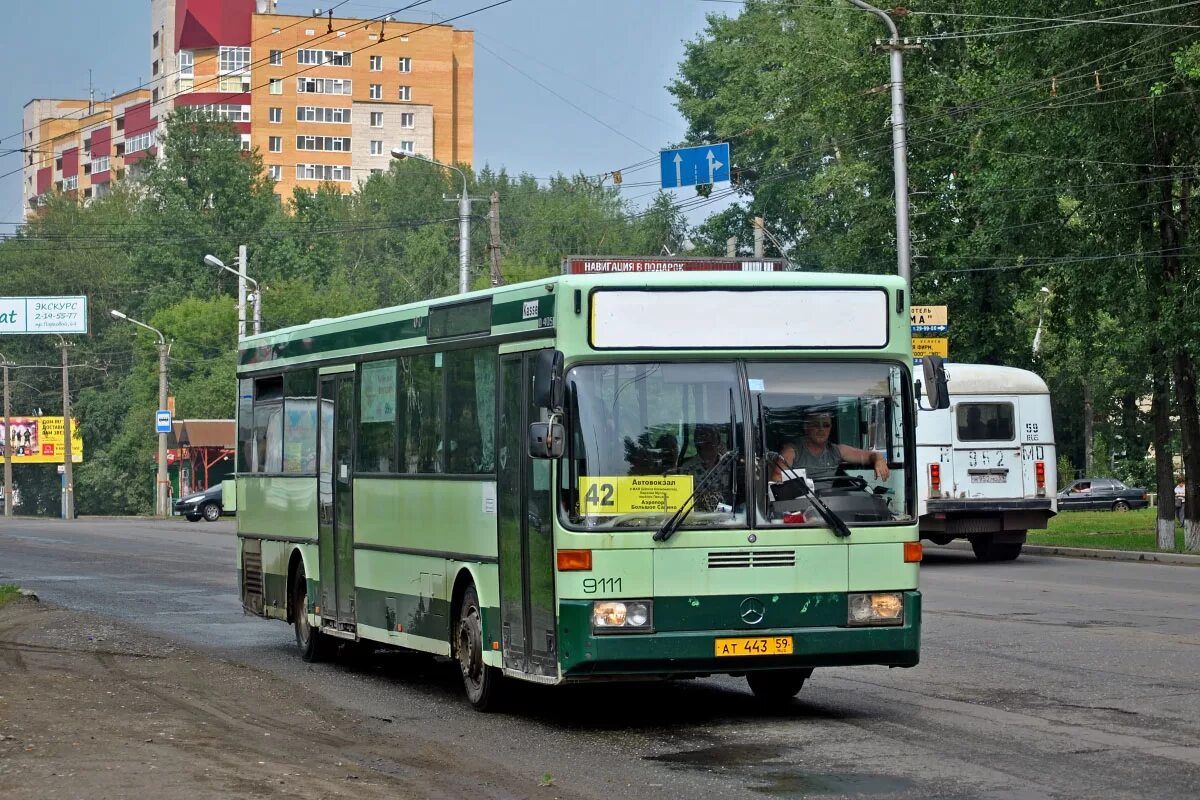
[777,409,890,481]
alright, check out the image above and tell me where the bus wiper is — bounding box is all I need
[653,449,739,543]
[772,476,853,538]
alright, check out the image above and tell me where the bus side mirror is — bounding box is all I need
[529,421,565,459]
[533,350,565,412]
[922,355,950,410]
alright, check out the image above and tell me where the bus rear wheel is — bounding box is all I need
[292,564,331,662]
[456,584,503,711]
[970,534,1023,562]
[746,668,812,702]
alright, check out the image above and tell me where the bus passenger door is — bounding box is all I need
[318,373,357,633]
[497,352,557,678]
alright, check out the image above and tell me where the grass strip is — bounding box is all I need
[1029,508,1186,553]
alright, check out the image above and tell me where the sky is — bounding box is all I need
[0,0,736,236]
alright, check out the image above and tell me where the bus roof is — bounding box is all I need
[944,363,1049,395]
[238,270,908,372]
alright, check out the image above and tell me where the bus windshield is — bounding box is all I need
[751,362,911,526]
[564,363,746,530]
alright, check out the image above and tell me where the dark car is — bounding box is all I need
[174,484,225,522]
[1057,478,1149,512]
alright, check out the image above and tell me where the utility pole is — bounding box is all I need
[753,217,765,258]
[2,354,12,518]
[847,0,913,287]
[60,340,75,521]
[488,191,505,287]
[156,337,171,517]
[238,244,250,338]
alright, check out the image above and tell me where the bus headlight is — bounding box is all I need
[847,592,904,626]
[592,600,653,633]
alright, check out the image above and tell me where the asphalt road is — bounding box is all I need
[2,516,1198,800]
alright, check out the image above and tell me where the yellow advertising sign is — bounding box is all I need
[0,417,84,464]
[912,337,949,358]
[910,305,948,326]
[580,475,694,514]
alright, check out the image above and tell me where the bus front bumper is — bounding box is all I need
[557,591,920,679]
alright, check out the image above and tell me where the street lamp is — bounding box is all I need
[206,252,260,336]
[846,0,912,288]
[111,310,173,518]
[1032,286,1051,355]
[392,148,471,293]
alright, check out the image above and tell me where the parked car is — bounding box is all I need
[1057,478,1149,511]
[174,484,226,522]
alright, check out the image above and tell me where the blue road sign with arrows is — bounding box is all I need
[660,143,731,189]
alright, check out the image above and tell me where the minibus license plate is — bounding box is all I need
[715,636,793,657]
[970,474,1006,483]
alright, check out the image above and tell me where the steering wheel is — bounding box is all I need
[811,474,871,492]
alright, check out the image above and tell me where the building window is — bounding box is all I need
[219,46,252,74]
[397,140,414,154]
[62,175,78,191]
[268,165,282,181]
[370,55,382,71]
[176,78,194,92]
[153,31,159,48]
[400,112,415,128]
[370,111,384,128]
[398,57,411,73]
[269,49,282,66]
[152,88,160,103]
[269,107,282,123]
[269,79,282,95]
[196,104,252,123]
[369,83,382,100]
[126,131,153,153]
[269,136,282,153]
[370,140,383,155]
[218,75,250,92]
[398,86,411,101]
[296,135,351,152]
[152,60,160,76]
[297,77,351,95]
[295,163,352,182]
[297,49,351,66]
[91,156,110,173]
[296,106,352,123]
[178,51,194,76]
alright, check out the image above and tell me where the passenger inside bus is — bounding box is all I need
[679,424,737,512]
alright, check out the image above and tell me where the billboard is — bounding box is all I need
[0,296,88,334]
[0,417,84,463]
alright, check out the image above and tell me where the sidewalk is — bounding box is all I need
[944,540,1200,566]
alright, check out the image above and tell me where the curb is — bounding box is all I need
[943,539,1200,566]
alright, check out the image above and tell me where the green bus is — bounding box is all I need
[235,260,947,709]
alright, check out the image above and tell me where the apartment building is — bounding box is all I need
[21,0,474,218]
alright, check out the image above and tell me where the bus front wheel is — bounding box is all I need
[456,583,503,711]
[292,564,331,662]
[746,668,812,702]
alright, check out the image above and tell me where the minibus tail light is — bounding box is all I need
[904,541,923,563]
[556,549,592,571]
[929,463,941,497]
[1035,461,1046,496]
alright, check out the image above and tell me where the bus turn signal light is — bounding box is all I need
[929,463,941,496]
[904,542,923,563]
[1035,461,1046,490]
[557,549,592,571]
